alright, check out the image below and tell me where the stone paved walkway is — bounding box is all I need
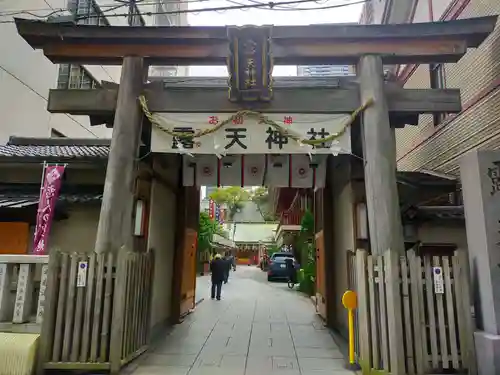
[124,266,357,375]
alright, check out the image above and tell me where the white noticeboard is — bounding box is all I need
[77,261,88,287]
[433,266,444,294]
[151,113,352,155]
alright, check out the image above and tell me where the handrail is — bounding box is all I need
[0,254,49,264]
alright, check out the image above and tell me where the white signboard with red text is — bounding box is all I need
[151,113,351,155]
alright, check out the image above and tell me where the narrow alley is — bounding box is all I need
[123,267,355,375]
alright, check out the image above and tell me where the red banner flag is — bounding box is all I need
[33,165,66,255]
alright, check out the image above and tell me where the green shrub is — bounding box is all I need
[297,210,316,296]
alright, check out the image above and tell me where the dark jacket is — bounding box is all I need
[210,258,226,283]
[224,256,234,271]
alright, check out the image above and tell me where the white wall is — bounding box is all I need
[148,180,177,329]
[50,203,101,253]
[331,181,356,336]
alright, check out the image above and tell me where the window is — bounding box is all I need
[430,63,447,126]
[51,129,66,138]
[67,0,109,26]
[57,64,100,90]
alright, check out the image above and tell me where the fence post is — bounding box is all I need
[36,249,61,375]
[407,249,425,374]
[110,248,129,374]
[456,249,477,375]
[384,249,405,374]
[355,250,371,370]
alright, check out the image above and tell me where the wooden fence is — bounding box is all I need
[352,249,476,375]
[37,249,154,374]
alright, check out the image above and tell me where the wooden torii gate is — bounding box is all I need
[14,15,496,374]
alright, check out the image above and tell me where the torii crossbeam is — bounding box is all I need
[14,16,496,65]
[47,77,461,117]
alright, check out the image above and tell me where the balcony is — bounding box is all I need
[276,194,304,244]
[280,207,304,227]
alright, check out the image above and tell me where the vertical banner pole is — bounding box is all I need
[342,290,361,371]
[33,161,47,252]
[37,161,47,212]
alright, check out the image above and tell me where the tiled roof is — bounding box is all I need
[0,193,103,208]
[404,205,464,221]
[0,145,109,159]
[232,223,277,243]
[231,201,266,223]
[0,137,110,160]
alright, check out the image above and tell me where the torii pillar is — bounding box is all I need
[358,55,406,256]
[358,55,406,374]
[95,57,145,254]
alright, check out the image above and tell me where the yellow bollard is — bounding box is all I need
[342,290,361,371]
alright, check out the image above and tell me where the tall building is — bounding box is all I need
[150,0,189,77]
[297,65,354,77]
[0,0,187,144]
[359,0,413,25]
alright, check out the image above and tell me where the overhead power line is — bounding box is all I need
[0,0,368,23]
[82,0,368,19]
[0,0,214,17]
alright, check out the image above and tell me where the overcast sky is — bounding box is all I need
[187,0,363,76]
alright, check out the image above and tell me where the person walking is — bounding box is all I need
[210,253,225,300]
[223,252,235,283]
[223,252,230,284]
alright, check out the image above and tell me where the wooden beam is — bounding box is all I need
[47,86,461,115]
[272,39,467,65]
[16,16,495,46]
[42,43,229,65]
[40,39,468,65]
[14,16,497,66]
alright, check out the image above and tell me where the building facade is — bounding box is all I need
[0,0,187,143]
[360,0,500,176]
[391,0,500,177]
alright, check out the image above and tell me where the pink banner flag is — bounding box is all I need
[33,165,66,255]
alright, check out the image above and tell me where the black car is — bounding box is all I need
[267,252,299,281]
